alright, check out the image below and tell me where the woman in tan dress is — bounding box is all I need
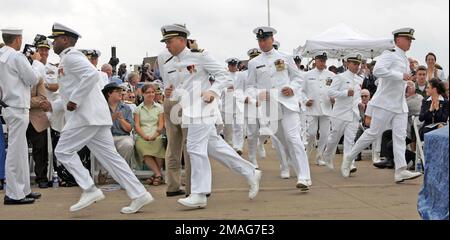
[134,84,166,186]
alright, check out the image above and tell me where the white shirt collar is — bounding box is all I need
[59,47,74,57]
[427,95,445,101]
[262,48,276,56]
[394,46,406,55]
[176,47,190,58]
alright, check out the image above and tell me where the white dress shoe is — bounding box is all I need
[296,180,310,192]
[350,164,357,174]
[395,169,422,183]
[248,170,262,200]
[316,154,326,166]
[177,193,207,208]
[325,159,335,170]
[280,170,290,179]
[120,192,154,214]
[372,151,382,163]
[341,156,353,178]
[70,188,105,212]
[316,160,326,166]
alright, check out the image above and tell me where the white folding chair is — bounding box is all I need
[412,116,425,171]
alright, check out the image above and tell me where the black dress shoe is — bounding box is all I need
[166,190,186,197]
[373,159,394,169]
[26,192,42,199]
[185,193,211,198]
[4,196,35,205]
[38,182,49,189]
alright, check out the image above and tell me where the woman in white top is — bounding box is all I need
[425,52,446,81]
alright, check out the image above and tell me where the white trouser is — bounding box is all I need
[186,123,256,194]
[299,111,308,144]
[218,112,234,146]
[306,115,331,161]
[247,120,276,169]
[322,118,358,165]
[233,122,244,151]
[347,107,408,170]
[372,135,382,161]
[55,126,146,199]
[113,135,135,167]
[3,108,32,200]
[274,107,311,181]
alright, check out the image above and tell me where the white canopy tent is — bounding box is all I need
[295,23,395,60]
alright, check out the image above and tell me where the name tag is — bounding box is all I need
[256,65,266,69]
[168,70,176,74]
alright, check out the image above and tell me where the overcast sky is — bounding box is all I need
[1,0,449,74]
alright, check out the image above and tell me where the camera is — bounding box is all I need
[108,46,120,74]
[22,34,47,64]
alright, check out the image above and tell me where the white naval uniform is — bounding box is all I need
[302,68,335,163]
[247,48,311,182]
[347,47,410,170]
[54,47,147,200]
[162,47,257,195]
[218,71,238,146]
[296,70,308,144]
[323,70,362,168]
[0,46,44,200]
[240,69,267,167]
[232,71,246,152]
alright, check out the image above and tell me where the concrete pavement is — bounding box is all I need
[0,143,422,220]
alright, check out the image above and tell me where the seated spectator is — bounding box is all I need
[443,80,449,100]
[354,89,371,161]
[406,81,424,140]
[134,84,166,186]
[408,58,419,81]
[425,52,446,81]
[362,61,378,97]
[102,83,135,167]
[121,85,137,112]
[415,66,428,98]
[419,78,449,140]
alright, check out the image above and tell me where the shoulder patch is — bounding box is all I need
[191,49,204,53]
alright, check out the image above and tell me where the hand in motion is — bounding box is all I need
[66,101,77,111]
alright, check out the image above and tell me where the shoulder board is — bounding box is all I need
[164,56,174,64]
[191,49,204,53]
